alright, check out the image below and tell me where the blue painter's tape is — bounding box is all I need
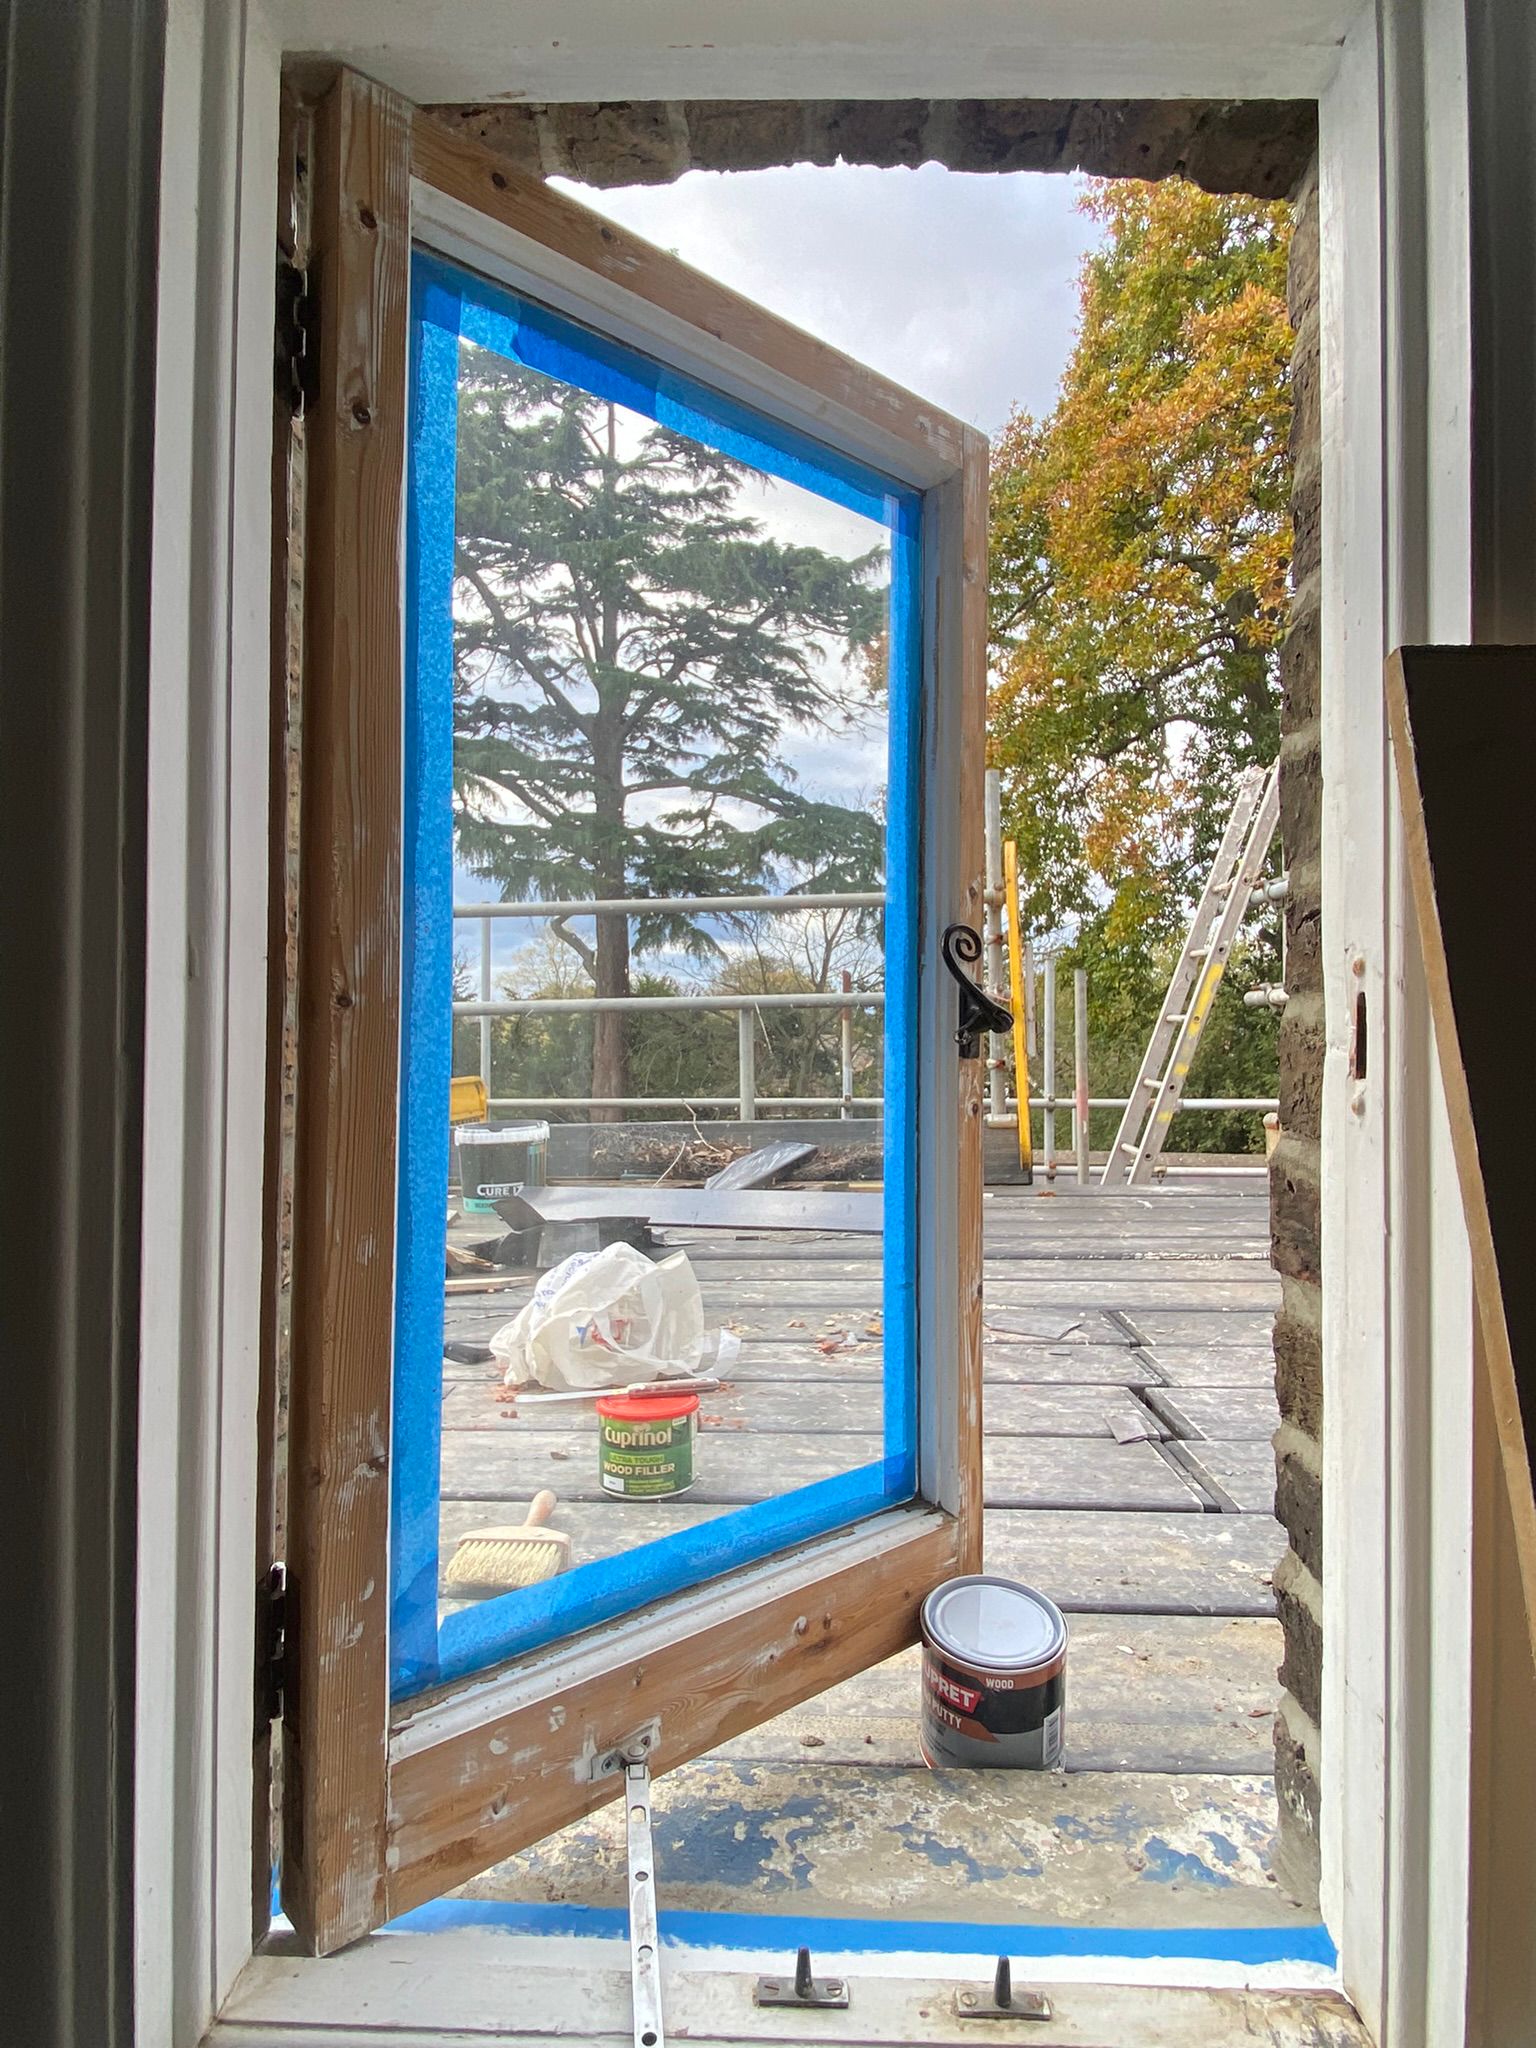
[383,1896,1338,1970]
[391,264,465,1694]
[881,492,922,1494]
[428,1465,899,1688]
[426,250,910,527]
[391,247,926,1699]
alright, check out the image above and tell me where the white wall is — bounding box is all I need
[266,0,1351,103]
[138,1,281,2040]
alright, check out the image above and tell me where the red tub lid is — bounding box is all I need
[596,1393,700,1421]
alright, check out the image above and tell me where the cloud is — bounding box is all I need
[553,162,1103,436]
[453,165,1104,977]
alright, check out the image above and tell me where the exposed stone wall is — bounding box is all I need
[1270,156,1324,1905]
[427,98,1315,201]
[432,91,1326,1899]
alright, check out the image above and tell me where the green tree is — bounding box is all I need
[989,178,1292,943]
[989,178,1292,1151]
[451,352,887,1112]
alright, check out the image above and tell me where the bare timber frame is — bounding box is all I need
[279,67,986,1955]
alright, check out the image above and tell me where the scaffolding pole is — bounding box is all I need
[737,1009,757,1122]
[1074,967,1090,1186]
[1003,837,1033,1180]
[839,969,854,1119]
[983,770,1009,1129]
[478,918,493,1092]
[1042,956,1057,1178]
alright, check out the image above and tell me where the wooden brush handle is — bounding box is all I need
[523,1489,559,1529]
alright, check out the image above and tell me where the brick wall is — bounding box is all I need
[428,98,1315,199]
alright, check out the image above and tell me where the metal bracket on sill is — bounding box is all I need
[755,1946,849,2010]
[955,1957,1053,2021]
[625,1754,665,2048]
[581,1719,660,1783]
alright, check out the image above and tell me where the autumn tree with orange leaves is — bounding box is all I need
[989,178,1293,1148]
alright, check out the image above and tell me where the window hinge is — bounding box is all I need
[255,1562,288,1733]
[275,256,316,416]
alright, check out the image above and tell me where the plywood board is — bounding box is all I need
[984,1509,1283,1616]
[707,1614,1284,1774]
[1146,1343,1281,1387]
[1149,1384,1281,1440]
[1123,1311,1279,1348]
[435,1502,1285,1618]
[437,1429,1203,1512]
[984,1439,1204,1511]
[679,1253,1271,1286]
[1386,645,1536,1655]
[681,1274,1277,1311]
[1173,1440,1279,1516]
[436,1328,1160,1386]
[439,1380,1155,1440]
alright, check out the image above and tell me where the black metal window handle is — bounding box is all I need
[941,924,1013,1060]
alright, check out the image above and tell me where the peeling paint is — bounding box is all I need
[451,1761,1294,1936]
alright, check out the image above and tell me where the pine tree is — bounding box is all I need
[451,349,887,1111]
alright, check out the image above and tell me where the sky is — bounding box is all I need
[453,165,1103,990]
[553,163,1101,437]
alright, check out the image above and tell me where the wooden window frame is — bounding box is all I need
[283,68,987,1957]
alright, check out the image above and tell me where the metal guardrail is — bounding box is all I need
[453,888,1277,1132]
[456,890,881,1121]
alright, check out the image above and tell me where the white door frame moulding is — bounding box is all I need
[136,1,1481,2043]
[265,0,1355,105]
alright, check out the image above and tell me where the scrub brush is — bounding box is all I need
[444,1490,571,1597]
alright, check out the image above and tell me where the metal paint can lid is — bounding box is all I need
[921,1575,1067,1676]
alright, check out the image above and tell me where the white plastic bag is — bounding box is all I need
[490,1244,710,1391]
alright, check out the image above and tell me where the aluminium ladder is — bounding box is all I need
[1101,759,1280,1186]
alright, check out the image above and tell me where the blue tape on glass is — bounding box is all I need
[391,264,465,1691]
[882,492,923,1495]
[434,1467,901,1686]
[391,247,924,1699]
[423,250,905,527]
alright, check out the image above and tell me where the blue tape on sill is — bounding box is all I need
[383,1896,1338,1969]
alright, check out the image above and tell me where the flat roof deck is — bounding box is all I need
[437,1178,1304,1936]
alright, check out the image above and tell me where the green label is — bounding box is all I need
[600,1414,694,1498]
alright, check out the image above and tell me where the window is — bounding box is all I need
[281,72,987,1955]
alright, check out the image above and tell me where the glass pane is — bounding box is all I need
[392,250,921,1698]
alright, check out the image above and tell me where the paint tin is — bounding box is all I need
[454,1119,549,1215]
[596,1392,699,1499]
[919,1575,1067,1769]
